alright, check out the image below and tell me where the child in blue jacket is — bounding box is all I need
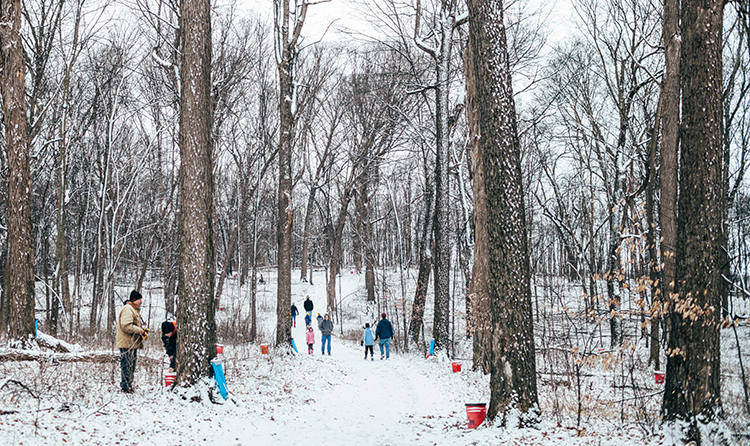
[362,323,375,360]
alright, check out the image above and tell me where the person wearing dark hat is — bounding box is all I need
[375,313,393,360]
[161,320,177,372]
[116,290,147,393]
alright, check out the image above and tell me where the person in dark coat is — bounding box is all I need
[375,313,394,360]
[303,296,314,317]
[319,314,334,355]
[161,320,177,372]
[291,303,299,327]
[304,312,312,327]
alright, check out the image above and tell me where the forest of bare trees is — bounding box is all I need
[1,0,749,439]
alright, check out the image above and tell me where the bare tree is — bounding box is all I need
[466,0,538,424]
[413,0,465,356]
[175,0,217,387]
[464,38,490,373]
[662,0,725,438]
[0,0,36,346]
[652,0,681,369]
[273,0,308,347]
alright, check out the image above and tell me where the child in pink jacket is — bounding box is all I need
[306,326,315,354]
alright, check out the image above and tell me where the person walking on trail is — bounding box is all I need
[161,320,177,372]
[303,296,313,316]
[291,303,299,327]
[362,323,375,361]
[116,290,147,393]
[320,314,334,355]
[375,313,393,360]
[304,312,312,327]
[316,313,323,330]
[306,326,315,354]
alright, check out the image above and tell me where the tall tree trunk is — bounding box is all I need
[657,0,681,368]
[274,0,307,347]
[176,0,217,387]
[662,0,724,437]
[465,38,491,374]
[1,0,36,347]
[430,4,454,355]
[467,0,538,424]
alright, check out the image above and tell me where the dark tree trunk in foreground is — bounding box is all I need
[465,39,491,374]
[662,0,724,436]
[176,0,217,387]
[653,0,681,369]
[1,0,37,347]
[467,0,538,424]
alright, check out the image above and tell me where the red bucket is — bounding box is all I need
[164,372,176,387]
[216,344,224,355]
[466,403,487,429]
[260,344,269,355]
[452,362,461,373]
[654,371,665,384]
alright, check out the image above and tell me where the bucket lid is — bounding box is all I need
[465,403,486,407]
[211,358,223,365]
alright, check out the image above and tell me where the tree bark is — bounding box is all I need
[1,0,37,347]
[662,0,724,435]
[465,38,491,374]
[176,0,217,387]
[467,0,539,423]
[409,176,433,347]
[657,0,681,368]
[430,2,455,355]
[274,0,307,347]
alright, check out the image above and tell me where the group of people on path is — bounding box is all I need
[363,313,393,360]
[292,296,394,361]
[295,296,334,355]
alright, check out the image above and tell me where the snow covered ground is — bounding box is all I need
[1,268,747,445]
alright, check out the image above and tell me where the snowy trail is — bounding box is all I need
[253,318,464,445]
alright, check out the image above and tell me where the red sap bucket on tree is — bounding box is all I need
[216,344,224,355]
[260,344,269,354]
[164,372,176,387]
[654,371,665,384]
[465,403,487,429]
[452,362,461,373]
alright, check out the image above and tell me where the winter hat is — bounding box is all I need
[129,290,143,302]
[365,323,370,328]
[162,321,175,334]
[381,313,386,318]
[308,326,313,331]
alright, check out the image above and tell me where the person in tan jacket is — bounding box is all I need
[116,290,146,393]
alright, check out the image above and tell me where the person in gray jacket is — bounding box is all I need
[319,314,334,355]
